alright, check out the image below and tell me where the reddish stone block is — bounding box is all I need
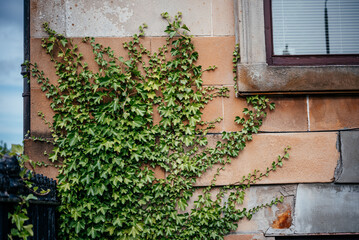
[222,87,308,132]
[31,37,151,89]
[30,38,58,89]
[309,96,359,131]
[30,88,54,137]
[24,139,59,180]
[150,36,235,88]
[262,96,308,132]
[150,37,170,58]
[200,94,224,133]
[193,36,236,85]
[222,87,250,132]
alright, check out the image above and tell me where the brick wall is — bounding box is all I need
[27,0,359,239]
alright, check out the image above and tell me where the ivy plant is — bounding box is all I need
[29,12,290,239]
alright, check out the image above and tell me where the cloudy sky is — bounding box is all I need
[0,0,23,146]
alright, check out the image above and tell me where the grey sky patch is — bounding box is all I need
[0,0,23,28]
[0,0,23,145]
[0,60,23,87]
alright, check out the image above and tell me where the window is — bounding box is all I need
[236,0,359,95]
[265,0,359,65]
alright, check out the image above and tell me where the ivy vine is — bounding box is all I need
[29,12,290,239]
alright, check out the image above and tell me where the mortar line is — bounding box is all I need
[306,95,310,131]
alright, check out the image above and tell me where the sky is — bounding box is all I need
[0,0,23,147]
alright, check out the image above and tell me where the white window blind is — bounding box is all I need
[272,0,359,55]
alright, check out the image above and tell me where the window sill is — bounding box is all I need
[237,63,359,96]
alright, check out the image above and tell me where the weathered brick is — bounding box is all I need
[142,165,166,180]
[212,0,235,36]
[196,132,339,186]
[31,37,151,86]
[309,95,359,131]
[152,105,161,126]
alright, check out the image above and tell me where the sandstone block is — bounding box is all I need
[196,132,339,186]
[24,139,59,180]
[200,95,224,133]
[222,88,308,132]
[193,36,236,86]
[309,95,359,131]
[30,88,53,137]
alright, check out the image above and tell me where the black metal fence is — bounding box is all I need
[0,155,58,239]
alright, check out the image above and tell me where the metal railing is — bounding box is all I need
[0,155,58,239]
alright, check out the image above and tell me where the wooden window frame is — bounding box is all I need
[264,0,359,66]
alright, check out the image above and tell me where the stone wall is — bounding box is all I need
[27,0,359,239]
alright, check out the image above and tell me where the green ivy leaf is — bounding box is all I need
[182,24,190,31]
[10,144,23,156]
[60,38,68,47]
